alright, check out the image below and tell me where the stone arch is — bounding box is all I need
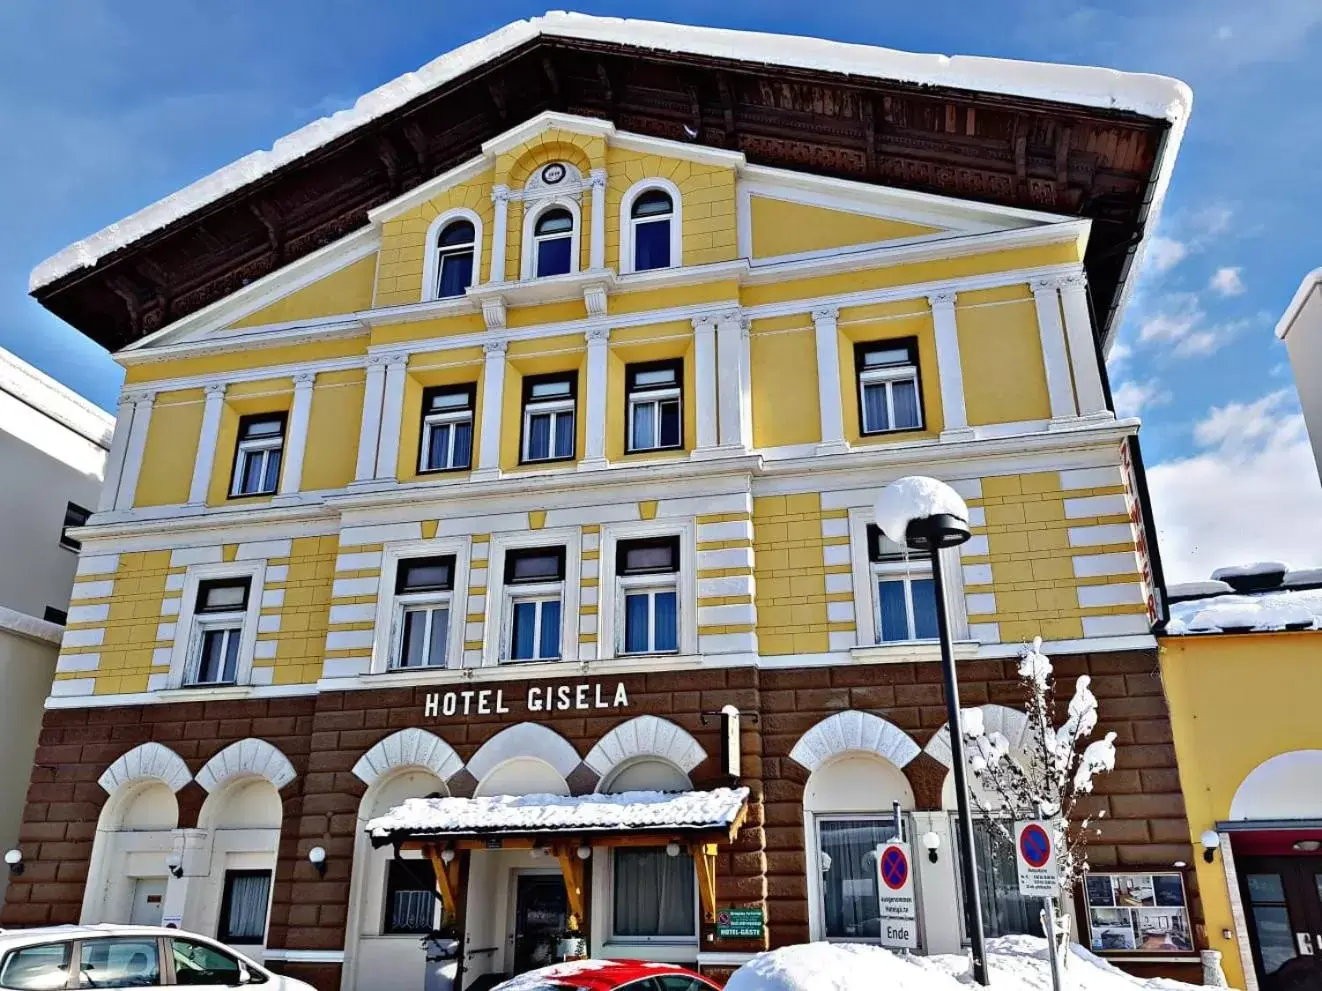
[507,140,594,189]
[466,723,581,782]
[195,738,296,794]
[584,715,706,780]
[923,704,1032,768]
[97,741,192,797]
[352,728,464,788]
[1231,750,1322,820]
[789,710,921,772]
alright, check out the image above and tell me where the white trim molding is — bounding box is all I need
[465,722,581,781]
[923,703,1031,768]
[584,715,707,778]
[351,727,464,786]
[789,710,921,772]
[618,176,683,275]
[520,196,583,281]
[195,737,297,793]
[97,742,193,795]
[421,207,485,303]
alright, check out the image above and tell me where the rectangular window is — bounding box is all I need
[418,385,475,473]
[613,847,696,939]
[0,941,72,990]
[385,858,437,935]
[76,937,161,988]
[60,502,91,551]
[230,413,286,496]
[626,361,683,453]
[521,373,576,463]
[855,340,923,436]
[393,555,455,670]
[867,525,938,643]
[505,547,565,662]
[187,578,251,686]
[955,817,1044,940]
[43,607,68,625]
[816,815,899,941]
[617,536,680,655]
[218,869,272,944]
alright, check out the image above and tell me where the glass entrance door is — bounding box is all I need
[1239,855,1322,991]
[512,874,567,975]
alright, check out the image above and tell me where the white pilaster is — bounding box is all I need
[277,372,316,495]
[354,357,387,483]
[928,292,972,441]
[115,391,156,511]
[489,186,511,284]
[812,307,848,454]
[374,355,409,480]
[185,383,227,506]
[588,169,607,272]
[474,340,508,480]
[580,327,611,469]
[97,394,137,512]
[692,316,719,453]
[1031,278,1080,422]
[1059,274,1110,417]
[715,311,752,450]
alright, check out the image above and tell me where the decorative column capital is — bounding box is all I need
[1058,272,1088,292]
[292,371,317,388]
[383,353,410,368]
[124,389,157,407]
[492,184,513,204]
[367,354,389,369]
[202,382,227,399]
[691,314,718,333]
[483,338,509,357]
[811,306,840,325]
[588,168,608,190]
[585,326,611,345]
[927,291,958,309]
[1030,276,1067,294]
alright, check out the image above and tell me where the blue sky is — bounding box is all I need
[2,0,1319,579]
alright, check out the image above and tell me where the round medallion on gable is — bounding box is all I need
[541,162,567,184]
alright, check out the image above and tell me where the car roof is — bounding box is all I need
[0,925,259,963]
[516,959,709,989]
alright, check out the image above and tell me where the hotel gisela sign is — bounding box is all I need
[422,680,630,719]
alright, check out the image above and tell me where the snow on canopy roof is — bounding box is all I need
[366,787,749,841]
[1166,580,1233,600]
[1284,568,1322,588]
[1210,561,1288,581]
[1165,588,1322,636]
[29,11,1192,293]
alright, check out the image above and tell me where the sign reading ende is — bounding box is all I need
[423,680,630,719]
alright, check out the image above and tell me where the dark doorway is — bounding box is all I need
[1239,855,1322,991]
[512,874,568,975]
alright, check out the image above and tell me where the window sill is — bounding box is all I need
[848,640,981,664]
[155,683,260,702]
[468,268,616,313]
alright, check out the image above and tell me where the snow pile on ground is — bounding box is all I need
[1165,588,1322,634]
[726,936,1207,991]
[366,787,748,839]
[874,476,969,546]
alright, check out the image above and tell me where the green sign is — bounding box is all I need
[715,907,764,939]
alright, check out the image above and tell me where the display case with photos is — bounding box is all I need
[1083,872,1194,954]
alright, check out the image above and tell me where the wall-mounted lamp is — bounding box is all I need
[576,844,592,861]
[440,848,456,865]
[1293,840,1322,853]
[308,845,327,877]
[165,852,183,879]
[665,841,681,858]
[921,831,941,864]
[4,849,23,877]
[1200,830,1221,864]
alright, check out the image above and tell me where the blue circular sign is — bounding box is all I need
[881,846,909,890]
[1020,823,1051,868]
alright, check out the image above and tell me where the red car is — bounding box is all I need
[493,959,721,991]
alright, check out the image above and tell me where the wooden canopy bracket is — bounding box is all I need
[690,843,718,924]
[425,845,460,922]
[553,846,587,931]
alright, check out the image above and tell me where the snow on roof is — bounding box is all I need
[1284,568,1322,588]
[874,475,969,545]
[366,787,749,840]
[0,346,114,448]
[1166,580,1233,600]
[1165,588,1322,635]
[1210,561,1288,581]
[29,11,1192,293]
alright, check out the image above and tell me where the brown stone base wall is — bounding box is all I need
[2,649,1199,986]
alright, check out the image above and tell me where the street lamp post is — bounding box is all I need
[878,477,989,985]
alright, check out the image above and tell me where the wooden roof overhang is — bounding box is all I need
[34,35,1173,354]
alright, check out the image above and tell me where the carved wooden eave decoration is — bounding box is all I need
[32,33,1178,353]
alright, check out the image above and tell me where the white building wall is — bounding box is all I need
[1279,272,1322,485]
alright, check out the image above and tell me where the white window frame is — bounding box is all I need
[168,560,266,691]
[371,539,471,676]
[521,380,576,463]
[506,589,563,663]
[857,351,923,436]
[230,416,285,497]
[418,387,475,473]
[421,208,484,303]
[871,557,937,644]
[598,520,697,661]
[484,528,581,668]
[807,811,906,945]
[625,363,683,454]
[619,178,683,275]
[603,845,700,946]
[392,583,454,672]
[847,507,967,648]
[520,198,582,280]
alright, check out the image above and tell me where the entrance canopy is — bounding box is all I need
[365,787,749,930]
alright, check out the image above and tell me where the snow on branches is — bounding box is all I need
[958,637,1116,896]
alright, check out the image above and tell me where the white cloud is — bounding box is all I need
[1106,340,1132,368]
[1147,389,1322,583]
[1208,266,1246,297]
[1142,236,1189,277]
[1135,292,1252,357]
[1113,379,1172,418]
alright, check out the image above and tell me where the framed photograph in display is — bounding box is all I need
[1083,871,1194,954]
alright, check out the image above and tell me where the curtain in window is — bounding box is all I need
[614,848,694,936]
[862,383,889,432]
[818,818,897,939]
[400,610,427,667]
[554,412,575,458]
[659,400,681,447]
[538,600,561,658]
[635,221,671,271]
[452,421,472,468]
[528,415,551,459]
[438,252,473,298]
[261,449,282,493]
[969,819,1042,938]
[625,593,650,652]
[892,380,920,428]
[427,423,451,470]
[877,581,909,642]
[224,872,271,942]
[911,579,938,639]
[632,402,657,449]
[512,601,537,659]
[426,608,449,666]
[199,630,240,683]
[654,591,678,651]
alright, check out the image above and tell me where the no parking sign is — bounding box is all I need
[1015,820,1061,897]
[875,840,917,948]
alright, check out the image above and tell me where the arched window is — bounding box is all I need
[434,219,476,298]
[631,190,674,271]
[533,208,575,277]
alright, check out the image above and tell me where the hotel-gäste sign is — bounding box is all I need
[422,680,630,718]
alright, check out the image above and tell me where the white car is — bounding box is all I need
[0,924,315,990]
